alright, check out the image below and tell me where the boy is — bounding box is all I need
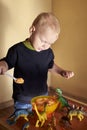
[0,12,74,123]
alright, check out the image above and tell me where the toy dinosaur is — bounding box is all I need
[32,102,47,127]
[68,106,84,121]
[55,88,71,110]
[59,115,72,128]
[7,109,33,130]
[31,95,58,128]
[59,102,85,129]
[6,88,86,130]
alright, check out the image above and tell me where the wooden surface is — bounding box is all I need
[0,103,87,130]
[16,107,87,130]
[0,89,87,130]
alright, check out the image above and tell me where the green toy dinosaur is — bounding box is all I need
[55,88,71,109]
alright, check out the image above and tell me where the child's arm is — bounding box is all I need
[49,63,74,79]
[0,61,8,74]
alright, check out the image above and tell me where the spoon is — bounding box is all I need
[4,72,24,84]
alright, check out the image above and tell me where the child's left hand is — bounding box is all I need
[61,70,74,79]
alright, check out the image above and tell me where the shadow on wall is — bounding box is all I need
[0,1,12,102]
[0,1,11,56]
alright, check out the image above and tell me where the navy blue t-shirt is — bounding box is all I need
[3,41,54,103]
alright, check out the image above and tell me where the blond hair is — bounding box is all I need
[30,12,60,34]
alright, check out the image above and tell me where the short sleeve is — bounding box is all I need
[4,45,17,69]
[48,49,54,69]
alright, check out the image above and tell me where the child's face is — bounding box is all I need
[31,27,59,52]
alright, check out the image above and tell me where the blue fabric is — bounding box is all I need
[14,92,48,111]
[14,101,32,111]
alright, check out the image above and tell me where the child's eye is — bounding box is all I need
[44,41,47,43]
[40,38,51,46]
[42,40,50,45]
[41,40,47,43]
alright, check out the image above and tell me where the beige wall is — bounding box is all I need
[51,0,87,102]
[0,0,87,105]
[0,0,52,103]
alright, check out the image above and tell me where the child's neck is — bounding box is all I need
[27,37,33,47]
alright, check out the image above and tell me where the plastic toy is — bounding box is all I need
[31,95,59,127]
[55,88,71,109]
[68,106,84,121]
[59,115,72,128]
[7,109,33,130]
[32,102,47,127]
[6,88,86,129]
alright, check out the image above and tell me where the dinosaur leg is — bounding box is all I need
[36,120,40,127]
[41,118,45,127]
[6,111,17,125]
[22,122,29,130]
[78,115,84,121]
[69,115,72,121]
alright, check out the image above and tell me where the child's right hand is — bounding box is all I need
[0,61,8,74]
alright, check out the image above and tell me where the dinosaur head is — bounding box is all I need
[56,88,62,96]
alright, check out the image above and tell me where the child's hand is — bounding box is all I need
[61,70,74,79]
[0,61,8,74]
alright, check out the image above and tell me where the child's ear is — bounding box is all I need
[32,26,36,32]
[29,26,35,33]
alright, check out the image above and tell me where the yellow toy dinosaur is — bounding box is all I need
[68,107,84,121]
[33,103,47,127]
[31,95,59,128]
